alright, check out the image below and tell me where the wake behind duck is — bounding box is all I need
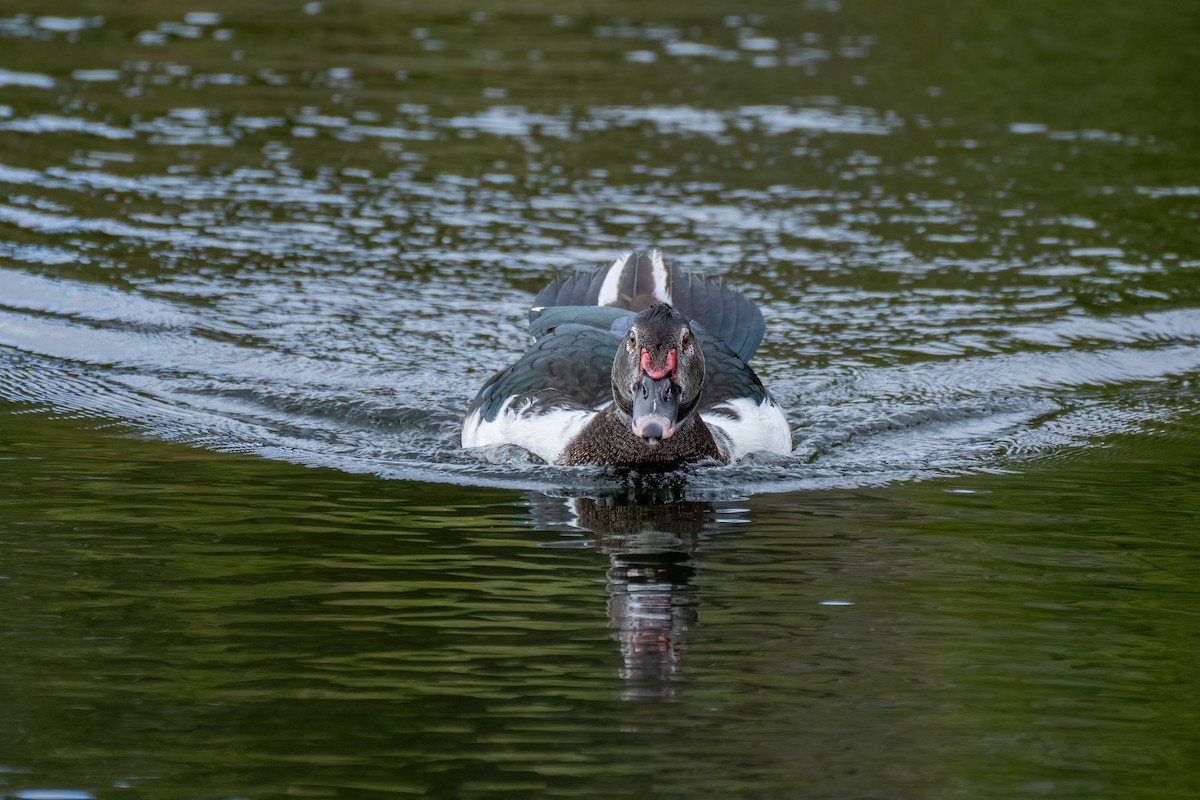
[462,250,791,467]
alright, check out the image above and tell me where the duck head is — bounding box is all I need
[612,304,705,444]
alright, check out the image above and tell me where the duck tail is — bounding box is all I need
[532,250,666,312]
[531,249,767,363]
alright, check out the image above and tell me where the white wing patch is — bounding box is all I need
[701,396,793,462]
[462,397,594,464]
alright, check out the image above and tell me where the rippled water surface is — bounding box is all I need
[2,1,1199,798]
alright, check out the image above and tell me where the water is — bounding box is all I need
[1,1,1198,797]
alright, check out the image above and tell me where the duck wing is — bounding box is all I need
[527,305,634,343]
[462,310,632,462]
[469,321,621,418]
[692,324,792,460]
[693,326,771,410]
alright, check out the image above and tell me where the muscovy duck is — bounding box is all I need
[462,250,792,466]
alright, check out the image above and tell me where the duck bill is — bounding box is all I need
[630,372,679,443]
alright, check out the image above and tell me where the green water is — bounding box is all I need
[1,1,1199,798]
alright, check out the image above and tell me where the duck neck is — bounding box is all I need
[559,405,726,467]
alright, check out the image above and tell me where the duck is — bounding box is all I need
[462,249,792,467]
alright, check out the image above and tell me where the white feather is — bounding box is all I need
[462,397,594,464]
[596,251,631,307]
[701,396,792,462]
[649,249,671,304]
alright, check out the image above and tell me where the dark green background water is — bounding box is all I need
[1,1,1198,798]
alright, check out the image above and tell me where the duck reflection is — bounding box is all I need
[532,484,718,699]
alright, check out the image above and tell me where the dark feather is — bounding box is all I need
[468,324,618,422]
[529,251,765,363]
